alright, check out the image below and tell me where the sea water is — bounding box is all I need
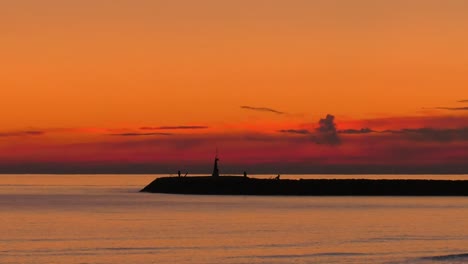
[1,175,468,264]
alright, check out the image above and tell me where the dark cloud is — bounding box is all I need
[435,107,468,111]
[277,115,342,145]
[110,132,173,137]
[313,114,341,145]
[140,126,209,130]
[0,130,45,137]
[338,128,374,134]
[383,127,468,142]
[241,106,286,115]
[278,129,311,135]
[317,115,337,133]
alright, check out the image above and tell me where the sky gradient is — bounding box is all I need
[1,1,467,173]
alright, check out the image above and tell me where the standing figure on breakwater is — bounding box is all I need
[212,153,219,177]
[178,170,181,177]
[244,171,248,178]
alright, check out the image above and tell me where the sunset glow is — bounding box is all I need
[1,1,467,173]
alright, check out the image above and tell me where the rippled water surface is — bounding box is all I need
[2,175,468,264]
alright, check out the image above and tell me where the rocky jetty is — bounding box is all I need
[140,176,468,196]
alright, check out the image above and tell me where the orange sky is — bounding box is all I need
[0,1,467,173]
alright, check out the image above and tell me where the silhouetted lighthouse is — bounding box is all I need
[212,151,219,177]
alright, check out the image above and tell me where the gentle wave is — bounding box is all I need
[231,252,368,259]
[421,253,468,261]
[0,246,199,256]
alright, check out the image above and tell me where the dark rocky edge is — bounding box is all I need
[140,176,468,196]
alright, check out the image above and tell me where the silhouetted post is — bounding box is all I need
[178,170,181,177]
[212,154,219,177]
[243,171,247,178]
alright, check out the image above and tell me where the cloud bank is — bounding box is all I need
[0,130,44,137]
[435,107,468,111]
[1,112,467,174]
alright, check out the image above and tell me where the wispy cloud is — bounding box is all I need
[458,100,468,103]
[383,127,468,142]
[280,127,375,136]
[140,126,209,130]
[435,107,468,111]
[338,128,374,134]
[356,115,468,130]
[110,132,173,137]
[278,129,311,135]
[0,130,45,137]
[241,106,286,115]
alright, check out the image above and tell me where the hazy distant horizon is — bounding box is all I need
[1,163,467,175]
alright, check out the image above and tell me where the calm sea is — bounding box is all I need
[2,174,468,264]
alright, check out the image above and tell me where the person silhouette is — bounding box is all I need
[243,171,247,178]
[178,170,181,177]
